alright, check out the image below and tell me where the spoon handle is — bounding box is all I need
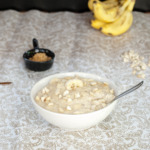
[114,81,144,101]
[33,38,39,49]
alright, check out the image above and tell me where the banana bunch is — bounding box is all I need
[88,0,135,36]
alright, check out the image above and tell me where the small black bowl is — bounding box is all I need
[23,38,55,71]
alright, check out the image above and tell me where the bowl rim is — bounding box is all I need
[30,72,118,117]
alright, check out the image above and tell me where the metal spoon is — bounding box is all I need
[112,81,144,102]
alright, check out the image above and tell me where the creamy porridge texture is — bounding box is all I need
[35,76,115,114]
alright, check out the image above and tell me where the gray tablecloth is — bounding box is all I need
[0,10,150,150]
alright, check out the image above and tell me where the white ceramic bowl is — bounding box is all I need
[31,72,118,131]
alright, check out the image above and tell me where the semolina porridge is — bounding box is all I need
[35,76,115,114]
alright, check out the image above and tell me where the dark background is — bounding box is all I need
[0,0,150,12]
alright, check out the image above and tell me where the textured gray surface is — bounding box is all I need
[0,10,150,149]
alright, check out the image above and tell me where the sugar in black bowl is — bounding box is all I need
[23,38,55,71]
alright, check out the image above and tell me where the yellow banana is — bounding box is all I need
[103,0,119,3]
[100,10,133,36]
[126,0,136,11]
[102,0,120,9]
[91,19,105,30]
[88,0,99,11]
[88,0,119,11]
[93,0,131,23]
